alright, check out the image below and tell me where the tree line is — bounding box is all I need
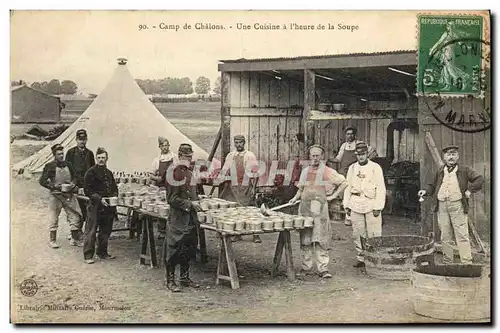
[136,76,220,95]
[11,75,222,96]
[11,79,79,95]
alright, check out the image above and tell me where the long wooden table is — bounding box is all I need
[76,195,305,289]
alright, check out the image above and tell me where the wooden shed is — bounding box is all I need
[11,85,62,123]
[218,50,491,241]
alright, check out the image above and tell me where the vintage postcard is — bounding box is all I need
[10,10,491,324]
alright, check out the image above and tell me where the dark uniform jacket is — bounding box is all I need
[83,165,118,205]
[65,147,95,187]
[425,164,484,214]
[39,160,76,191]
[164,164,200,261]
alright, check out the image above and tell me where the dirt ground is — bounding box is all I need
[9,106,490,324]
[12,172,442,324]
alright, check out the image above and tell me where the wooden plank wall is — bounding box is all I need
[313,118,418,162]
[418,97,491,241]
[228,72,304,168]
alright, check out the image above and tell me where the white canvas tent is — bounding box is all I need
[13,58,219,175]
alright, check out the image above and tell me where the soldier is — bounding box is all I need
[164,143,203,292]
[83,147,118,264]
[219,134,261,243]
[288,144,347,278]
[418,145,484,264]
[39,144,83,248]
[332,127,377,226]
[65,129,95,238]
[343,142,386,268]
[149,136,177,239]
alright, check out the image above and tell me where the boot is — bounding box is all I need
[253,235,262,243]
[49,231,60,249]
[180,263,200,288]
[69,230,83,247]
[165,264,181,292]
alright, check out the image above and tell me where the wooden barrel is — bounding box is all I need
[363,235,435,280]
[411,264,490,321]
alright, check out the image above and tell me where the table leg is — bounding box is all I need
[216,235,226,285]
[198,225,208,263]
[130,210,140,240]
[146,216,158,268]
[215,234,240,289]
[271,231,285,278]
[223,235,240,289]
[140,217,148,265]
[283,230,295,280]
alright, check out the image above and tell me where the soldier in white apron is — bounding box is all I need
[219,135,261,243]
[333,127,377,226]
[39,144,83,249]
[149,136,178,239]
[289,145,347,278]
[343,142,386,268]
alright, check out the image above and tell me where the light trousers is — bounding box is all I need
[48,196,81,232]
[437,200,472,264]
[351,210,382,262]
[301,243,329,273]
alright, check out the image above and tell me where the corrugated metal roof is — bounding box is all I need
[219,50,417,63]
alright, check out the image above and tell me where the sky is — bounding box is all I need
[11,10,424,94]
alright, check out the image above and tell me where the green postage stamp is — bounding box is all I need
[417,14,488,97]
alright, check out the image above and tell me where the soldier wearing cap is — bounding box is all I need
[163,143,202,292]
[149,136,178,239]
[332,127,378,177]
[39,144,83,248]
[65,129,95,234]
[331,127,377,226]
[343,141,386,268]
[418,145,484,264]
[219,134,261,243]
[288,144,347,279]
[82,147,118,264]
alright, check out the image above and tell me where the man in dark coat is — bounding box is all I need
[163,143,203,292]
[83,147,118,264]
[39,144,83,248]
[65,129,95,236]
[419,145,484,264]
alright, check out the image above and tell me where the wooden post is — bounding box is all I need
[424,132,444,168]
[221,72,231,166]
[208,126,222,162]
[219,72,231,198]
[304,69,316,151]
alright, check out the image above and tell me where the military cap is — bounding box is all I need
[233,134,246,141]
[96,147,108,156]
[51,144,64,154]
[76,129,87,139]
[442,145,459,154]
[354,141,369,155]
[308,144,325,154]
[158,136,169,146]
[178,143,194,156]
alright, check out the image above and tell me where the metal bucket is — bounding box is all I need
[362,235,435,280]
[411,264,490,321]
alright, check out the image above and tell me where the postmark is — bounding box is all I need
[20,278,38,297]
[417,15,486,97]
[421,38,491,133]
